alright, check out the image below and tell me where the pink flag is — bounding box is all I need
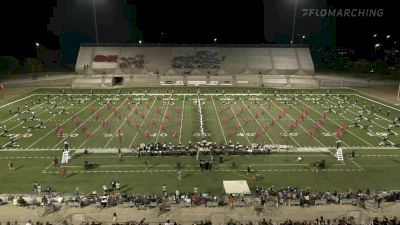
[57,129,63,138]
[236,124,241,130]
[289,124,295,131]
[161,123,166,131]
[86,131,93,139]
[223,117,227,124]
[134,106,138,114]
[81,123,87,132]
[227,129,234,137]
[165,112,170,120]
[135,124,140,130]
[156,107,161,113]
[176,119,181,125]
[323,111,328,119]
[117,129,124,139]
[255,130,261,137]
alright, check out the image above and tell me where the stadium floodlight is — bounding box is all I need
[302,35,306,39]
[214,38,217,43]
[373,34,378,38]
[290,0,298,44]
[386,35,391,39]
[139,40,142,44]
[374,43,382,55]
[35,42,40,47]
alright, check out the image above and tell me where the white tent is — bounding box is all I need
[223,180,251,195]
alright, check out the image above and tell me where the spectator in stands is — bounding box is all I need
[229,194,234,209]
[17,196,26,206]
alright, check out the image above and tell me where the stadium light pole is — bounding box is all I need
[290,0,298,44]
[34,42,40,58]
[93,0,99,46]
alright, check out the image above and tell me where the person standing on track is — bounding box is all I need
[60,167,67,177]
[8,161,15,170]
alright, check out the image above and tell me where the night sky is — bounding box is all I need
[0,0,397,61]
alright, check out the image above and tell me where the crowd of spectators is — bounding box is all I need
[136,141,285,157]
[119,55,145,69]
[254,186,400,208]
[172,51,221,69]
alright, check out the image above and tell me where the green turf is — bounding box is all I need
[0,87,400,195]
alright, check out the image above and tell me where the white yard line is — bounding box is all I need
[25,99,97,150]
[349,159,364,170]
[155,97,172,143]
[240,99,275,144]
[300,98,375,147]
[270,100,327,147]
[104,102,138,148]
[258,104,301,147]
[223,95,252,146]
[289,101,350,147]
[178,96,185,144]
[211,96,227,144]
[0,94,35,110]
[356,94,400,113]
[288,100,349,164]
[0,96,61,135]
[5,102,75,149]
[53,103,108,149]
[332,96,396,134]
[128,99,156,148]
[77,99,128,149]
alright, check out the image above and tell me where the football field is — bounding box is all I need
[0,87,400,194]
